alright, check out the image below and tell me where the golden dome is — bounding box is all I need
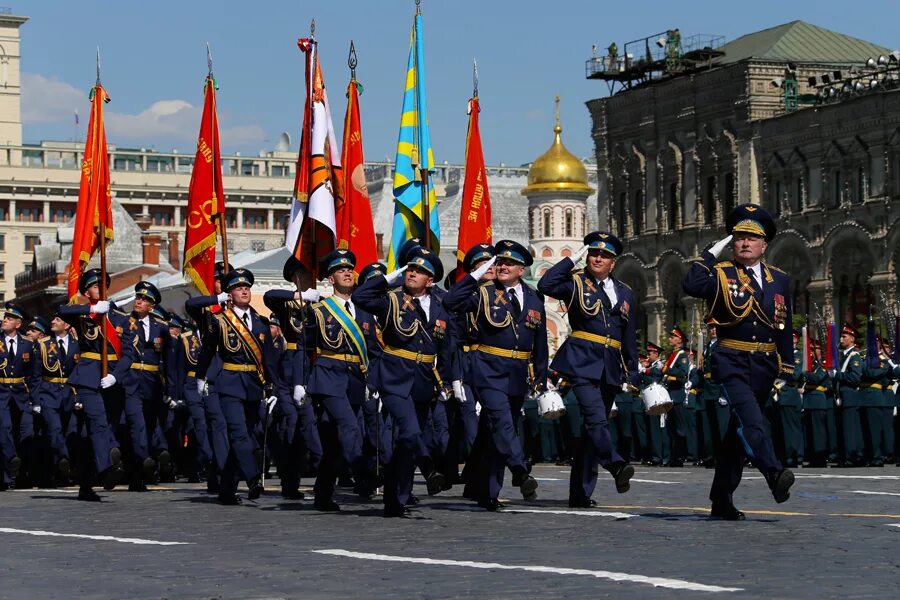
[522,96,593,195]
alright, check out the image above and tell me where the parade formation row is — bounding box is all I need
[1,204,897,520]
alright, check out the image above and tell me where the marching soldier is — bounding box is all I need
[122,281,174,488]
[445,240,545,511]
[685,350,713,466]
[170,313,212,482]
[682,203,796,519]
[538,232,636,508]
[354,246,454,517]
[0,303,39,488]
[643,341,669,466]
[829,325,863,466]
[662,326,690,467]
[28,315,75,485]
[700,326,728,465]
[58,269,134,500]
[860,337,892,466]
[771,330,804,467]
[262,271,322,500]
[195,268,281,505]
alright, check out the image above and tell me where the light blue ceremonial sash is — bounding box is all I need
[321,296,369,370]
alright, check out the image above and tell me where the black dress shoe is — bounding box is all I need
[217,493,242,505]
[771,469,795,503]
[425,472,446,496]
[710,502,745,521]
[142,457,158,484]
[518,474,539,501]
[568,498,597,508]
[478,498,503,512]
[613,463,634,494]
[281,489,306,500]
[384,504,410,518]
[313,498,341,512]
[102,465,124,491]
[78,487,102,502]
[8,456,21,479]
[247,477,264,500]
[407,494,420,506]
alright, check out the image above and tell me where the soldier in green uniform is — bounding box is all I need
[860,337,893,466]
[830,324,864,467]
[642,342,669,466]
[611,387,638,462]
[700,326,728,466]
[686,352,713,466]
[802,340,832,467]
[771,330,804,467]
[661,327,691,467]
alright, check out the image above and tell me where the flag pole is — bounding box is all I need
[308,19,318,280]
[96,47,110,379]
[207,43,230,271]
[413,0,431,250]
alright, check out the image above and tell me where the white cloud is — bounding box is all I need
[21,72,266,148]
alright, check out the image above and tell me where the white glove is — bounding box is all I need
[684,381,693,391]
[197,379,208,396]
[264,395,278,415]
[773,378,786,389]
[887,359,897,369]
[546,380,558,392]
[439,388,449,402]
[835,397,842,407]
[570,245,589,264]
[718,396,728,406]
[452,380,467,403]
[827,369,836,378]
[168,399,178,409]
[32,404,42,415]
[293,385,306,403]
[709,235,733,258]
[621,382,629,392]
[216,291,230,304]
[469,255,497,280]
[100,374,117,389]
[91,301,110,314]
[385,265,408,285]
[299,289,320,302]
[74,402,83,411]
[894,406,898,417]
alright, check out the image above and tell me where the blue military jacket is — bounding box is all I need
[31,335,77,409]
[445,275,548,396]
[353,276,454,399]
[304,296,379,404]
[683,251,794,391]
[263,290,313,392]
[537,257,637,386]
[124,313,172,399]
[171,331,202,400]
[59,304,138,390]
[0,332,39,407]
[196,306,280,401]
[186,295,226,383]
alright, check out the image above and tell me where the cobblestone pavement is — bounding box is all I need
[1,464,899,599]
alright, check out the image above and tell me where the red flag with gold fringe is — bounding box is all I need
[455,95,492,280]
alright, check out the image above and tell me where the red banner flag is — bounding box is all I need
[67,84,113,302]
[455,96,492,280]
[183,77,224,295]
[336,77,377,273]
[284,38,342,281]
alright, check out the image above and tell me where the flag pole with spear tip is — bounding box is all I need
[96,47,111,380]
[208,43,230,271]
[413,0,431,250]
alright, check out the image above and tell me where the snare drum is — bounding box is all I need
[537,390,567,420]
[641,382,673,416]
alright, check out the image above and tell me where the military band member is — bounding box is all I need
[643,341,670,466]
[444,240,545,511]
[662,326,690,467]
[682,204,796,519]
[354,246,454,517]
[829,325,864,467]
[58,269,133,500]
[0,303,39,488]
[196,268,281,505]
[538,232,636,508]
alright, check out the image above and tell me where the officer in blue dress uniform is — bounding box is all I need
[263,271,323,500]
[121,281,173,489]
[28,315,75,485]
[196,268,281,505]
[169,313,211,482]
[538,232,637,507]
[0,303,40,488]
[58,269,135,500]
[445,240,545,511]
[353,246,454,517]
[185,261,233,493]
[682,204,796,519]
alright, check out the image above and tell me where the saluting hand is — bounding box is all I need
[216,292,230,304]
[570,245,589,265]
[708,235,733,258]
[469,256,497,280]
[297,289,320,302]
[385,265,408,285]
[91,301,110,315]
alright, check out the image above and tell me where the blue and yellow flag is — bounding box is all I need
[387,12,440,270]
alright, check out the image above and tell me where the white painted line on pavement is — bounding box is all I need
[632,479,683,484]
[745,474,900,481]
[0,527,193,546]
[850,490,900,497]
[887,524,900,529]
[313,549,742,593]
[535,477,564,481]
[12,488,78,493]
[501,508,636,519]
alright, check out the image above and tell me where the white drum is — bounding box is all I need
[641,383,673,416]
[537,390,567,420]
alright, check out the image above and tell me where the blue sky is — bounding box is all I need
[18,0,899,166]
